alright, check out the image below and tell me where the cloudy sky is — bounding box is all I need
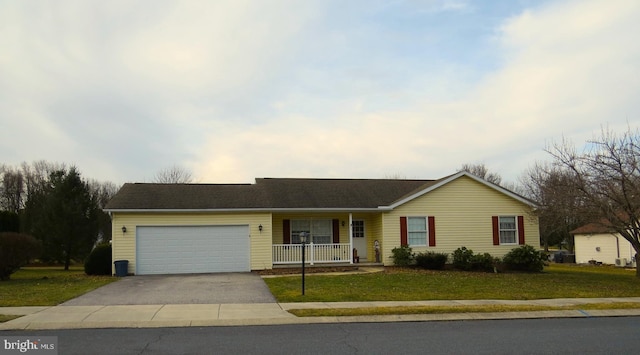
[1,0,638,185]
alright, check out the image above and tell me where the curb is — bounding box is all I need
[3,308,640,331]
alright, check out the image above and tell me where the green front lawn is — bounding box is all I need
[0,315,20,323]
[288,302,640,317]
[264,264,640,303]
[0,267,117,307]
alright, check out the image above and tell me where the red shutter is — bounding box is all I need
[332,219,340,244]
[492,216,500,245]
[400,216,408,246]
[428,216,436,247]
[517,215,525,245]
[283,219,291,244]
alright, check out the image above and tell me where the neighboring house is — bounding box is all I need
[104,171,540,275]
[572,223,636,266]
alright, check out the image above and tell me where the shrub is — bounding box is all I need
[0,232,42,281]
[415,251,449,270]
[470,253,499,272]
[391,245,414,266]
[84,243,112,276]
[502,245,546,272]
[452,247,474,270]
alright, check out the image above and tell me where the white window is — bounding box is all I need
[291,219,332,244]
[352,220,365,238]
[499,216,517,244]
[408,217,427,246]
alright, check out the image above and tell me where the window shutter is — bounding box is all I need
[517,215,525,245]
[283,219,290,244]
[492,216,500,245]
[428,216,436,247]
[333,219,340,244]
[400,216,408,246]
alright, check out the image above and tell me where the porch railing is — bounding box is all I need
[272,243,352,265]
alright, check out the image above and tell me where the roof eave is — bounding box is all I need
[105,207,383,213]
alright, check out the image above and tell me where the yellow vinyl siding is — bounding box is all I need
[272,213,353,244]
[382,175,539,265]
[111,212,272,274]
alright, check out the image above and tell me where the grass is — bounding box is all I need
[0,267,117,307]
[288,302,640,317]
[0,314,20,323]
[264,264,640,303]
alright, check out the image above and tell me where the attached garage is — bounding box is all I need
[136,225,250,275]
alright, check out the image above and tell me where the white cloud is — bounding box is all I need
[1,0,638,186]
[195,0,640,183]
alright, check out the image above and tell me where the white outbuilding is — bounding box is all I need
[572,223,636,267]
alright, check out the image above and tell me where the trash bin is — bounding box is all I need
[554,252,564,263]
[114,260,129,277]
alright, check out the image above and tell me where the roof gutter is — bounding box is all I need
[105,207,385,213]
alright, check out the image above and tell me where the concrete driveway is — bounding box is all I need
[61,273,277,306]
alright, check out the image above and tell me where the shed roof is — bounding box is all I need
[571,222,617,235]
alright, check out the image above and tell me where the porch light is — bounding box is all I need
[121,226,127,234]
[258,224,263,232]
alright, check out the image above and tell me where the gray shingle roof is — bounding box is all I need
[104,178,437,211]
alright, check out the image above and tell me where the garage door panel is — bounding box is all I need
[136,226,250,275]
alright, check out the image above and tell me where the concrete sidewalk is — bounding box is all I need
[2,298,640,330]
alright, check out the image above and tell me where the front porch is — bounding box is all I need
[272,243,353,265]
[271,212,383,267]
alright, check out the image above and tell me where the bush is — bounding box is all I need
[0,232,42,281]
[391,245,414,266]
[415,251,449,270]
[452,247,474,270]
[452,247,499,272]
[502,245,546,272]
[84,243,112,275]
[470,253,499,272]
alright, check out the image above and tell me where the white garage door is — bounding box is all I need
[136,225,250,275]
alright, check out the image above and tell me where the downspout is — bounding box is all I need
[613,234,620,258]
[349,213,353,264]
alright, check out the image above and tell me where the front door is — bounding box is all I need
[352,220,367,260]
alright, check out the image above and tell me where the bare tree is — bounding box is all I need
[3,169,24,213]
[520,162,588,252]
[21,160,65,199]
[460,163,502,185]
[384,173,408,179]
[88,179,120,243]
[547,126,640,277]
[154,165,194,184]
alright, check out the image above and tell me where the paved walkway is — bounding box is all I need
[2,298,640,330]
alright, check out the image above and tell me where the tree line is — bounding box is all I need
[0,161,118,270]
[1,128,638,277]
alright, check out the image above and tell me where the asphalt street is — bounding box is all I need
[3,317,640,355]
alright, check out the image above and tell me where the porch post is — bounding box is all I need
[349,213,353,264]
[309,242,314,265]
